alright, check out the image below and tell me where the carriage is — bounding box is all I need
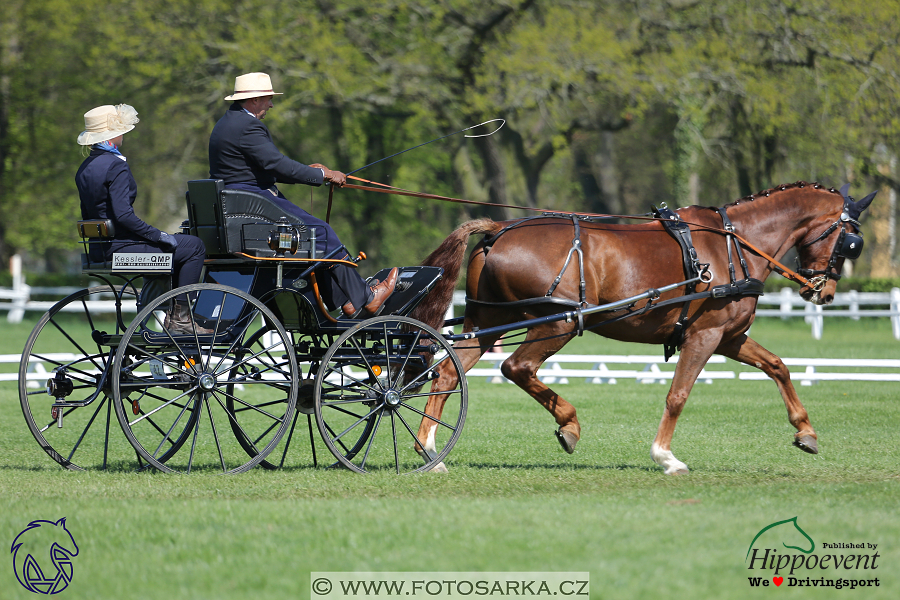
[19,179,467,474]
[19,178,875,475]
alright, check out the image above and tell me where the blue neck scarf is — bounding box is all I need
[94,140,124,158]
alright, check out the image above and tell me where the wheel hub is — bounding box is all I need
[383,389,401,407]
[197,372,217,392]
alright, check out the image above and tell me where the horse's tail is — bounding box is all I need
[410,218,501,332]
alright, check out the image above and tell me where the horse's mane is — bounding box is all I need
[722,181,842,208]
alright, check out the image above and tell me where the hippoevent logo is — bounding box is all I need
[745,516,880,590]
[10,518,79,594]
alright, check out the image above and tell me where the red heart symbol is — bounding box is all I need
[773,577,783,586]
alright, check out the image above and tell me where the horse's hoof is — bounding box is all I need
[793,435,819,455]
[665,465,690,475]
[417,447,449,472]
[555,429,578,454]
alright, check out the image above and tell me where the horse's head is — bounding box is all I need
[795,184,876,305]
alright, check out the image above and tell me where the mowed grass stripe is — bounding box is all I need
[2,315,898,599]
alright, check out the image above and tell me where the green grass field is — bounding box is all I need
[1,314,898,599]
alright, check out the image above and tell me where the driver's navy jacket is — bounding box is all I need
[75,149,164,244]
[208,103,324,189]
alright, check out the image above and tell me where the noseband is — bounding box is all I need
[797,202,864,291]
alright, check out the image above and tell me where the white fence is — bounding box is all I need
[451,288,900,340]
[2,246,899,340]
[4,352,898,387]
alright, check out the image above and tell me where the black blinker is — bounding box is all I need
[839,231,863,259]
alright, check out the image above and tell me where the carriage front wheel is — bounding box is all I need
[111,283,298,474]
[314,315,467,474]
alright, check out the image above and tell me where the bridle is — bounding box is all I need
[796,201,864,291]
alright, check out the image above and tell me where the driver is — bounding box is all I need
[208,72,397,317]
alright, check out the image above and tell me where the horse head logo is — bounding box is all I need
[11,518,79,594]
[746,516,815,561]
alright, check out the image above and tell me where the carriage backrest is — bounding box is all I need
[185,179,228,257]
[185,179,313,258]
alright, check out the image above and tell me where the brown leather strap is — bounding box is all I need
[326,182,334,224]
[341,176,813,288]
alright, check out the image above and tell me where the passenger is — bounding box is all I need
[75,104,211,334]
[208,72,397,317]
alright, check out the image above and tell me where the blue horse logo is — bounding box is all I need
[11,518,79,594]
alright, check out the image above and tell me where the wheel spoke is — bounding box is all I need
[129,386,199,427]
[205,395,227,472]
[186,400,202,473]
[65,396,108,462]
[151,393,197,459]
[397,401,460,432]
[215,386,286,423]
[399,351,453,394]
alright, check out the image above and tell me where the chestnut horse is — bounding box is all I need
[410,182,875,473]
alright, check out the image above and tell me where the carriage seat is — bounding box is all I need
[77,219,173,275]
[184,179,324,259]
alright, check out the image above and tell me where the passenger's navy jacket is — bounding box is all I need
[75,146,206,292]
[76,149,164,244]
[209,103,324,189]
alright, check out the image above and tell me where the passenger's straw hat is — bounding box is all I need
[224,72,283,101]
[77,104,139,145]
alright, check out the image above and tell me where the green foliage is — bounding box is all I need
[1,0,898,274]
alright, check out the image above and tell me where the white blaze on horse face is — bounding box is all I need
[651,442,689,475]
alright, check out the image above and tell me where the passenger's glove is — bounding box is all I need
[158,232,179,251]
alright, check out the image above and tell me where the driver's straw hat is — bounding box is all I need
[224,72,283,101]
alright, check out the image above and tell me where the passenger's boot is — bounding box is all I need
[164,301,214,334]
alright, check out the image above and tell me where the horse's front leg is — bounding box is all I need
[415,320,499,472]
[652,328,722,475]
[717,334,818,454]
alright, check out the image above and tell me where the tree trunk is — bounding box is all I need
[474,134,512,221]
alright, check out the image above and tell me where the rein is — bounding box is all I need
[342,175,820,290]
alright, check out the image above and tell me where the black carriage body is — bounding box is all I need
[183,179,443,334]
[21,178,461,475]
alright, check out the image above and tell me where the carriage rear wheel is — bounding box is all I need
[111,283,298,474]
[19,286,144,470]
[314,315,467,474]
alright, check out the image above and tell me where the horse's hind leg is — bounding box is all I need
[717,334,818,454]
[500,323,581,453]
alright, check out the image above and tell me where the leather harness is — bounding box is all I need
[468,208,765,360]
